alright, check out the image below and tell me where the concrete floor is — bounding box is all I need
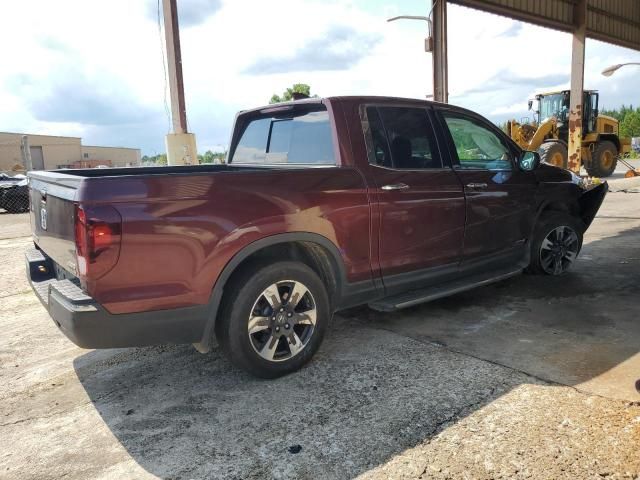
[1,191,639,479]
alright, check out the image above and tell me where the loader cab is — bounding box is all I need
[535,90,599,140]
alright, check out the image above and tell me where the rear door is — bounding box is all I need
[361,104,465,293]
[434,107,537,268]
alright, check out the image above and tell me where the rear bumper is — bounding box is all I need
[26,248,209,349]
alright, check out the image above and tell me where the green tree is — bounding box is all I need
[269,83,317,104]
[141,154,167,166]
[621,110,640,138]
[198,150,227,164]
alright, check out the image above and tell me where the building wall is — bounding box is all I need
[0,132,82,171]
[0,132,140,171]
[81,146,141,167]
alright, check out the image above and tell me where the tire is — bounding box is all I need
[215,261,330,378]
[527,212,584,276]
[537,142,568,169]
[586,140,617,178]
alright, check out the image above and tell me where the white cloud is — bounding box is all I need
[0,0,638,154]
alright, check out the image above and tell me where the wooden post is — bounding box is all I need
[568,0,586,174]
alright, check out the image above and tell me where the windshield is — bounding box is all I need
[538,93,568,122]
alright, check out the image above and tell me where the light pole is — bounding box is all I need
[387,15,433,52]
[601,62,640,76]
[387,0,448,103]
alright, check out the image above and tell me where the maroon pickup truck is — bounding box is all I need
[26,96,607,378]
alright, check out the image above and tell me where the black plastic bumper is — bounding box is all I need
[26,248,209,349]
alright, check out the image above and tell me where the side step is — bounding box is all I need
[368,266,523,312]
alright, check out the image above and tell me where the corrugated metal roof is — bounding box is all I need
[450,0,640,51]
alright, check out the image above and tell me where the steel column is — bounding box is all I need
[162,0,188,135]
[568,0,586,173]
[432,0,448,103]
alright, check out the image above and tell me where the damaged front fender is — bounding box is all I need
[578,182,608,228]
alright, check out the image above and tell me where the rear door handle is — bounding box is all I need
[381,183,410,191]
[466,182,488,189]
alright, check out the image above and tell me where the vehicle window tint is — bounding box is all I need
[443,116,512,170]
[378,107,441,169]
[363,107,392,168]
[232,118,270,164]
[231,109,335,165]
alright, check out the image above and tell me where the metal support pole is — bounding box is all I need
[162,0,198,165]
[568,0,586,174]
[162,0,187,134]
[432,0,448,103]
[20,136,32,171]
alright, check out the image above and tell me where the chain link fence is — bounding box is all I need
[0,173,29,214]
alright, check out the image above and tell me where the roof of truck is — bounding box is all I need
[237,96,441,116]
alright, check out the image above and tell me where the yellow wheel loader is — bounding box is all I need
[507,90,631,177]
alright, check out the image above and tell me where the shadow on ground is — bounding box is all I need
[74,224,640,479]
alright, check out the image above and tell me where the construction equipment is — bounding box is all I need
[618,153,640,177]
[507,90,632,177]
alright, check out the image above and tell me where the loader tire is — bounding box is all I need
[538,142,568,169]
[585,141,617,178]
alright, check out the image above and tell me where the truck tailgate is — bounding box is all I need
[29,173,81,277]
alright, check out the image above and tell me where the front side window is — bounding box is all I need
[362,106,441,169]
[443,115,512,171]
[230,108,335,165]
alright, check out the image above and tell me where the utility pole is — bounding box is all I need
[432,0,448,103]
[162,0,197,165]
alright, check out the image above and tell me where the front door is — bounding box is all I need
[434,108,537,269]
[361,104,465,293]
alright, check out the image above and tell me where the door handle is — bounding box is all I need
[381,183,410,191]
[466,182,488,189]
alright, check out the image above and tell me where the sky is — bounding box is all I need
[1,0,639,155]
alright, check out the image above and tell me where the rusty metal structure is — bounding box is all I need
[435,0,640,173]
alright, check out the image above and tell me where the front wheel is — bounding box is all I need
[216,261,330,378]
[527,213,584,275]
[538,142,568,169]
[586,140,617,178]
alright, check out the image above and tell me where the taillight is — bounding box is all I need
[74,205,122,280]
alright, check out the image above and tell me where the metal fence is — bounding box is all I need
[0,172,29,214]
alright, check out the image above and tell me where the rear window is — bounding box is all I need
[230,108,335,165]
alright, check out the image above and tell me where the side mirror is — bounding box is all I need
[519,151,540,171]
[527,100,533,111]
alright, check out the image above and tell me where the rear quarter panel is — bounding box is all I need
[82,168,371,314]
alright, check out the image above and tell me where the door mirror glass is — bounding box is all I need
[519,151,540,171]
[527,100,533,111]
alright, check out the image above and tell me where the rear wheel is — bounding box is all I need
[538,142,568,169]
[527,213,584,275]
[586,140,617,178]
[216,261,330,378]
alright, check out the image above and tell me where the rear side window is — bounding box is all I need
[230,108,335,165]
[363,106,441,169]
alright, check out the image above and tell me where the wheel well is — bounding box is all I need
[539,200,580,219]
[598,134,620,152]
[222,241,341,301]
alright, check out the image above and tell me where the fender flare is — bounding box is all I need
[194,232,348,352]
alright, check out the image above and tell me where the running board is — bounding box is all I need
[368,267,523,312]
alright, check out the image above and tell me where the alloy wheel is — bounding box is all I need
[539,225,579,275]
[247,280,317,362]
